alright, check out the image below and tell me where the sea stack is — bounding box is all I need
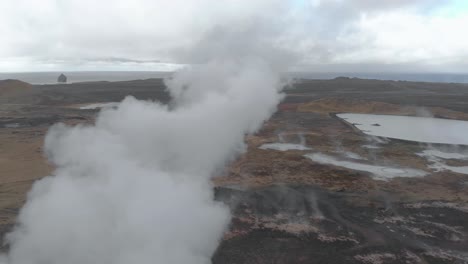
[57,73,67,83]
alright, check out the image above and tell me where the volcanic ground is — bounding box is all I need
[1,77,468,263]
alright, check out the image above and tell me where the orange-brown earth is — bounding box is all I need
[0,80,32,97]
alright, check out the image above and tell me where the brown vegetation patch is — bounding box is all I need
[297,98,468,120]
[0,80,32,97]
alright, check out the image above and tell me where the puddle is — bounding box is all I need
[337,113,468,145]
[342,151,364,160]
[419,149,468,160]
[4,123,21,128]
[431,164,468,175]
[304,153,426,181]
[417,149,468,174]
[259,143,311,151]
[260,132,311,151]
[79,102,120,110]
[362,145,381,149]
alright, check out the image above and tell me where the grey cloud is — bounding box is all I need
[0,0,464,72]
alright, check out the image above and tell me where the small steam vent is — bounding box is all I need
[57,73,67,83]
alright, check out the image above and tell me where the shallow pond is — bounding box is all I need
[417,149,468,174]
[79,102,120,110]
[337,113,468,145]
[259,143,311,151]
[304,153,427,181]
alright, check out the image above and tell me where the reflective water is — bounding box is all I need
[338,113,468,145]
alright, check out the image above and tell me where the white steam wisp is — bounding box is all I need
[1,59,284,264]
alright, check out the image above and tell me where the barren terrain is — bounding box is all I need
[1,77,468,263]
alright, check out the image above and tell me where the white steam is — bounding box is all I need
[1,59,284,264]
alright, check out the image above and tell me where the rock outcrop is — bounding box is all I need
[57,73,67,83]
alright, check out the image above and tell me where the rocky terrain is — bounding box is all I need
[1,77,468,263]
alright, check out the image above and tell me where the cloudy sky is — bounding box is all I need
[0,0,467,72]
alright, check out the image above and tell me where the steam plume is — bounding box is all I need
[0,58,284,263]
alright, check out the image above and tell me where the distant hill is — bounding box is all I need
[0,79,32,97]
